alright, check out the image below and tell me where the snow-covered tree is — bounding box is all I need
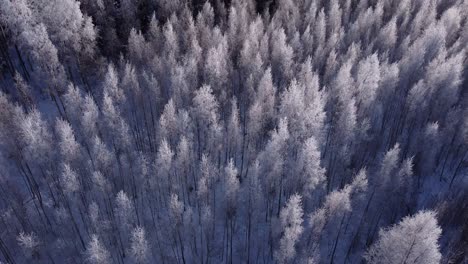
[355,54,380,113]
[102,64,124,103]
[115,190,135,228]
[63,83,82,122]
[86,235,111,264]
[60,163,80,193]
[297,137,326,197]
[365,211,442,264]
[271,27,294,87]
[17,232,40,260]
[128,28,146,65]
[204,33,229,96]
[275,194,304,263]
[159,99,178,144]
[192,85,221,158]
[130,226,149,263]
[379,143,400,184]
[248,67,277,138]
[18,108,53,163]
[56,118,80,162]
[157,138,173,175]
[80,93,99,138]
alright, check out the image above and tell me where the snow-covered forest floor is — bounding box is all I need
[0,0,467,263]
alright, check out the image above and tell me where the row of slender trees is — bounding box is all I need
[0,0,467,263]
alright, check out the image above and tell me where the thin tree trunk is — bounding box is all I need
[330,215,346,264]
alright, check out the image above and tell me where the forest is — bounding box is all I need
[0,0,467,263]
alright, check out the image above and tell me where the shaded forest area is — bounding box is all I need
[0,0,467,263]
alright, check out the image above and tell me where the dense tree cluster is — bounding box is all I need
[0,0,467,263]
